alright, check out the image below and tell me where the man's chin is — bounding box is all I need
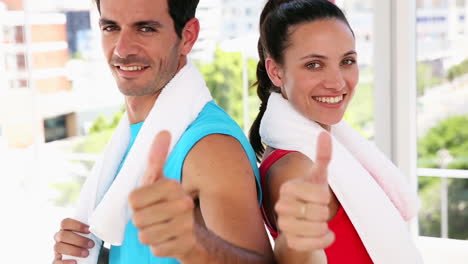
[117,85,157,97]
[118,86,144,97]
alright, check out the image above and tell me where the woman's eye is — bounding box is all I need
[306,62,321,69]
[342,59,356,65]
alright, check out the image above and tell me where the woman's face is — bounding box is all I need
[266,19,359,127]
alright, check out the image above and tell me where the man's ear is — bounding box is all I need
[179,18,200,55]
[265,57,284,88]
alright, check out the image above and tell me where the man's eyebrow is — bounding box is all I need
[98,19,163,29]
[133,21,163,29]
[99,18,117,26]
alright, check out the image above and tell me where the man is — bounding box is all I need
[52,0,274,263]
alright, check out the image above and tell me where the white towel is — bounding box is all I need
[64,61,213,264]
[260,93,423,264]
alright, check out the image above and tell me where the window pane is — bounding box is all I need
[416,0,468,240]
[0,1,122,262]
[336,0,375,139]
[419,176,468,239]
[0,0,377,262]
[194,0,263,130]
[196,1,375,134]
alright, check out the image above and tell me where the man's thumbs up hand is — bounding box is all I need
[129,131,196,260]
[142,130,171,185]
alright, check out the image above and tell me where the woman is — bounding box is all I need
[249,0,422,263]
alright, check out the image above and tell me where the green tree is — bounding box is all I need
[417,62,443,96]
[52,107,125,207]
[343,66,374,139]
[418,115,468,169]
[50,175,85,207]
[417,115,468,239]
[74,106,125,154]
[447,59,468,82]
[343,82,373,138]
[196,47,259,130]
[88,105,125,135]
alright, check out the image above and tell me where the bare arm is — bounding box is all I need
[265,143,334,264]
[129,133,274,264]
[179,134,274,264]
[274,234,327,264]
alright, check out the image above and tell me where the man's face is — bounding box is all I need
[99,0,182,97]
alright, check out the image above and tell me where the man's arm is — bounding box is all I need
[129,132,274,264]
[179,134,274,264]
[180,221,270,264]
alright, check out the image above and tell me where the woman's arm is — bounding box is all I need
[274,233,327,264]
[265,141,334,264]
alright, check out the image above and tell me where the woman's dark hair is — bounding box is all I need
[95,0,200,38]
[249,0,353,162]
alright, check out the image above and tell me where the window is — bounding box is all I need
[3,1,467,263]
[15,25,24,43]
[416,0,468,240]
[16,53,26,69]
[2,25,24,44]
[44,115,67,142]
[4,52,26,72]
[8,78,27,89]
[336,1,375,139]
[1,1,121,263]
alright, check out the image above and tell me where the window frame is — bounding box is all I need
[374,0,468,243]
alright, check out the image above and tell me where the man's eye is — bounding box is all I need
[102,25,118,32]
[140,27,156,33]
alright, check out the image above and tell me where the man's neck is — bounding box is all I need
[125,57,188,124]
[125,93,159,124]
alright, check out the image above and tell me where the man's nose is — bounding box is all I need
[114,30,139,59]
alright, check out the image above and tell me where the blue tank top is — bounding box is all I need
[109,101,261,264]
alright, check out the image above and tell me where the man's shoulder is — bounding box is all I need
[171,102,262,202]
[191,101,236,125]
[167,100,252,165]
[183,101,244,139]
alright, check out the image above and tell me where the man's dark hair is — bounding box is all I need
[95,0,200,38]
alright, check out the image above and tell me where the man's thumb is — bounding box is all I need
[143,130,171,185]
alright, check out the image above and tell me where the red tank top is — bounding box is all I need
[260,149,374,264]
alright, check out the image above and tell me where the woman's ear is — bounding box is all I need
[265,58,284,88]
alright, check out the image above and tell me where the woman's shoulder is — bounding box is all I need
[265,149,314,182]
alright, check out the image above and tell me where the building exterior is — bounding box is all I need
[220,0,263,40]
[191,0,264,62]
[0,0,75,147]
[190,0,222,62]
[0,0,120,149]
